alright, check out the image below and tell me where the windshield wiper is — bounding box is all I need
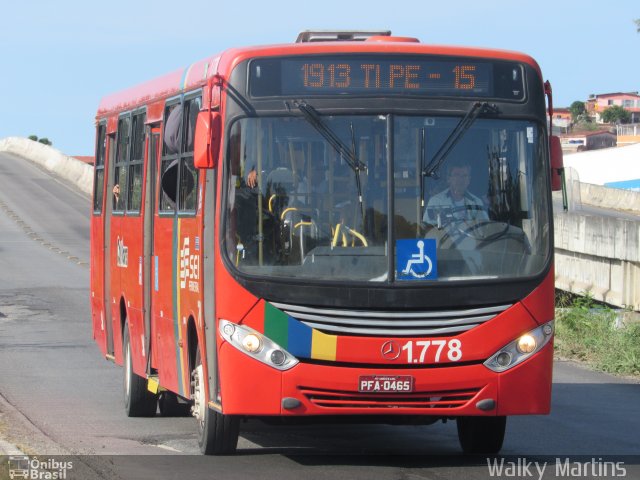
[295,101,366,222]
[422,102,496,178]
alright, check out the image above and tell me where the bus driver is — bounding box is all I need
[423,161,488,228]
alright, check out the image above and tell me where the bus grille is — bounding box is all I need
[298,386,480,409]
[270,302,511,337]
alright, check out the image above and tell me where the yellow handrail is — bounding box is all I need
[332,223,368,247]
[280,207,298,220]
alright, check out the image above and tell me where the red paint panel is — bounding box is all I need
[153,215,178,393]
[214,251,259,325]
[108,214,123,364]
[218,343,282,415]
[520,266,556,325]
[146,100,165,124]
[120,215,145,375]
[90,207,105,353]
[176,216,203,395]
[239,300,265,333]
[106,116,118,135]
[497,341,553,415]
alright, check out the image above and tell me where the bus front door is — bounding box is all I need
[143,127,161,373]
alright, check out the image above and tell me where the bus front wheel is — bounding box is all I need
[456,416,506,454]
[123,321,157,417]
[192,347,240,455]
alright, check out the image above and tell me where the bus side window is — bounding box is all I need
[160,103,181,211]
[160,95,201,213]
[127,111,145,212]
[179,96,201,212]
[93,123,106,213]
[113,115,130,212]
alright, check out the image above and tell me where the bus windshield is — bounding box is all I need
[224,114,549,283]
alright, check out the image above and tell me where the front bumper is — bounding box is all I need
[217,338,553,417]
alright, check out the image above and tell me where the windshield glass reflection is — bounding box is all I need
[224,115,550,282]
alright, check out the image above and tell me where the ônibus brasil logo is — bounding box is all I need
[8,456,73,480]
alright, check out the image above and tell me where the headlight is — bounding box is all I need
[484,321,554,372]
[516,334,537,354]
[219,320,299,371]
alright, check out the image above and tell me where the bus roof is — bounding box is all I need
[96,38,542,119]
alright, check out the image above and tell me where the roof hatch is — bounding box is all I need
[296,30,392,43]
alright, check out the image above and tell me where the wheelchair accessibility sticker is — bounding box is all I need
[396,239,438,280]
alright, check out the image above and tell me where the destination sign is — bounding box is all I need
[250,55,525,100]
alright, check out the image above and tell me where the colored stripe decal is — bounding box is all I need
[264,302,337,361]
[287,316,312,358]
[311,330,337,361]
[180,63,194,91]
[173,217,184,396]
[154,255,159,291]
[264,302,288,348]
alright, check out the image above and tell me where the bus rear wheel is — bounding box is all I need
[456,416,506,454]
[191,347,240,455]
[123,322,157,417]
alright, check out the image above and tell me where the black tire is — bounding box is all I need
[158,391,192,417]
[457,416,506,454]
[192,347,240,455]
[123,322,157,417]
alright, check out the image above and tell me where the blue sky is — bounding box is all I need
[0,0,638,155]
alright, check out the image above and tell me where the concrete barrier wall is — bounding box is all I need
[579,183,640,212]
[554,211,640,310]
[0,137,93,196]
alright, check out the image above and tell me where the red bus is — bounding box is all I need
[90,30,564,455]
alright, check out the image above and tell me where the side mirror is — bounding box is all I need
[549,135,564,192]
[194,111,221,169]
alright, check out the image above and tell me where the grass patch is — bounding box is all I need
[555,291,640,377]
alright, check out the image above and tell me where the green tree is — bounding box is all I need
[600,105,631,124]
[569,101,586,122]
[38,138,52,146]
[569,101,592,128]
[635,18,640,32]
[28,135,38,141]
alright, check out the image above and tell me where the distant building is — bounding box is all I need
[586,92,640,123]
[616,123,640,146]
[559,130,616,154]
[551,108,572,133]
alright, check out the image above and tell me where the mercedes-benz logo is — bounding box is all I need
[381,340,400,361]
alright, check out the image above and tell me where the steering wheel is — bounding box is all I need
[450,218,509,242]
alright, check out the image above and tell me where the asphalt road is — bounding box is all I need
[0,151,639,480]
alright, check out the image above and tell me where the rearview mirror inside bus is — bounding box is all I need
[549,135,563,191]
[194,111,221,169]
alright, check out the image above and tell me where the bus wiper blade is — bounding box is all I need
[295,101,366,222]
[295,101,364,173]
[423,102,496,178]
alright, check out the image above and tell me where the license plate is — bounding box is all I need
[358,375,414,393]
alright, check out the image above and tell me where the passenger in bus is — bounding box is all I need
[163,104,183,155]
[112,184,122,210]
[246,149,310,204]
[423,161,488,227]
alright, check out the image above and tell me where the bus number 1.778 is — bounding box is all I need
[400,339,463,363]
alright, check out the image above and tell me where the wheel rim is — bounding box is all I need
[124,340,131,398]
[192,364,206,429]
